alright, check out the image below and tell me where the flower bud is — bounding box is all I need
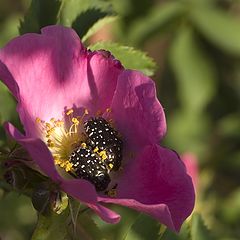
[32,183,52,215]
[4,167,28,190]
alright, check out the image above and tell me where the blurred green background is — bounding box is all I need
[0,0,240,239]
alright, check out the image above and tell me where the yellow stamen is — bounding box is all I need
[81,142,87,148]
[93,147,99,153]
[45,123,51,129]
[65,161,73,172]
[99,150,107,161]
[54,159,62,165]
[66,109,73,115]
[72,118,79,125]
[108,163,114,170]
[56,121,64,127]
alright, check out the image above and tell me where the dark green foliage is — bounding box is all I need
[19,0,62,34]
[72,8,110,38]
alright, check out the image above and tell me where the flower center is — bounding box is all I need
[36,109,123,192]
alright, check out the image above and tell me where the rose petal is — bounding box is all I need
[88,203,121,224]
[110,70,166,152]
[86,50,123,113]
[60,179,98,204]
[182,153,198,192]
[0,26,123,137]
[99,145,195,232]
[4,122,60,182]
[4,122,98,203]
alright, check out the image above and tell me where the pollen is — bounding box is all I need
[35,109,87,173]
[108,163,114,170]
[66,109,74,115]
[65,161,73,172]
[99,150,108,161]
[81,142,87,148]
[72,118,79,125]
[93,147,99,153]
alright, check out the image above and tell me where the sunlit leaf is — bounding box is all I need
[68,198,106,239]
[82,16,118,42]
[89,42,157,76]
[190,213,213,240]
[161,220,190,240]
[190,6,240,55]
[72,8,112,38]
[221,189,240,224]
[169,27,216,112]
[76,210,105,240]
[125,213,161,240]
[19,0,62,34]
[59,0,113,37]
[93,205,139,240]
[31,211,70,240]
[0,16,19,47]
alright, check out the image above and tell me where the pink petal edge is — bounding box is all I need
[98,145,195,232]
[110,70,166,152]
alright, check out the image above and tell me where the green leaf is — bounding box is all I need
[128,2,185,45]
[125,213,162,240]
[0,82,17,146]
[0,82,16,124]
[0,192,37,232]
[184,0,215,5]
[93,205,139,240]
[59,0,113,37]
[19,0,62,34]
[161,221,191,240]
[89,42,157,76]
[82,16,118,42]
[72,8,112,38]
[166,110,210,154]
[68,198,106,240]
[0,16,20,47]
[76,210,105,240]
[190,213,213,240]
[31,211,70,240]
[190,6,240,55]
[169,27,216,112]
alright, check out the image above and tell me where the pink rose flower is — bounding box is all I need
[182,152,199,192]
[0,25,194,232]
